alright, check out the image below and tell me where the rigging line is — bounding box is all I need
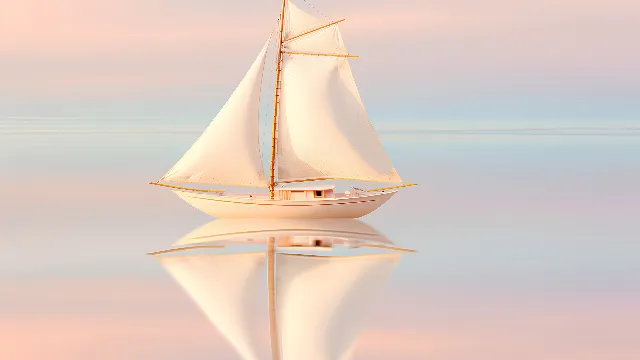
[366,183,418,192]
[282,50,358,58]
[148,182,226,193]
[363,244,417,253]
[301,0,329,20]
[147,245,226,256]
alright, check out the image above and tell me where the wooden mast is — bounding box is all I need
[267,236,280,360]
[268,5,286,356]
[269,0,287,200]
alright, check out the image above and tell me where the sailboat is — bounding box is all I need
[152,219,414,360]
[150,0,415,219]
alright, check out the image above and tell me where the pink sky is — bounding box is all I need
[1,0,638,108]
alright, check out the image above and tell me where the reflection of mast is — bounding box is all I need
[267,236,280,360]
[156,252,265,360]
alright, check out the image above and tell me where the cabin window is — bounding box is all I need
[314,190,323,198]
[314,240,322,247]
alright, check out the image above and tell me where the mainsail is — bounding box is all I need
[275,252,401,360]
[161,39,271,187]
[157,252,266,360]
[276,1,403,184]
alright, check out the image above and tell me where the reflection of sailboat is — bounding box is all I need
[152,219,413,360]
[149,0,416,219]
[173,218,393,246]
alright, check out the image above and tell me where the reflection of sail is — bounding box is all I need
[153,217,412,360]
[173,218,392,246]
[275,253,401,360]
[156,252,265,360]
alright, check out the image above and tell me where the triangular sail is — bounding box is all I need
[284,0,328,41]
[157,252,266,360]
[275,253,401,360]
[275,2,402,184]
[161,39,271,187]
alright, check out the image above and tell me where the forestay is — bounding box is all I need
[161,39,271,187]
[275,253,401,360]
[276,2,402,184]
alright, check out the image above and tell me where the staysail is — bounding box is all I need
[275,252,401,360]
[276,1,402,184]
[161,38,271,187]
[157,252,266,360]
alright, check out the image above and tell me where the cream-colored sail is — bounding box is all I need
[284,0,328,40]
[157,252,266,360]
[283,1,347,55]
[275,253,401,360]
[161,39,271,187]
[276,3,402,184]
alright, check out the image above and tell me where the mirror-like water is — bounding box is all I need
[2,130,639,359]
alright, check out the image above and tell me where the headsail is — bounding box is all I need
[157,252,266,360]
[161,38,271,187]
[276,1,402,184]
[275,252,401,360]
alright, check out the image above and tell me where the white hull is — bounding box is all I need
[173,190,397,219]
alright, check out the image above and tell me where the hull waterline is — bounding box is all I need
[173,190,397,219]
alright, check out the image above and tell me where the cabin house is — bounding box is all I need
[275,185,336,201]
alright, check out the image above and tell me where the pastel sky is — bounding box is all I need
[1,0,639,125]
[2,2,639,359]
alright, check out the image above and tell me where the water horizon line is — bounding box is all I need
[2,126,639,136]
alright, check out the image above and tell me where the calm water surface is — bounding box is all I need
[1,126,639,359]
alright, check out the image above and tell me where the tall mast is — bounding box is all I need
[268,3,287,353]
[269,0,287,200]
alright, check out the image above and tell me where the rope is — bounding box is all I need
[148,181,225,193]
[301,0,329,20]
[366,183,418,192]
